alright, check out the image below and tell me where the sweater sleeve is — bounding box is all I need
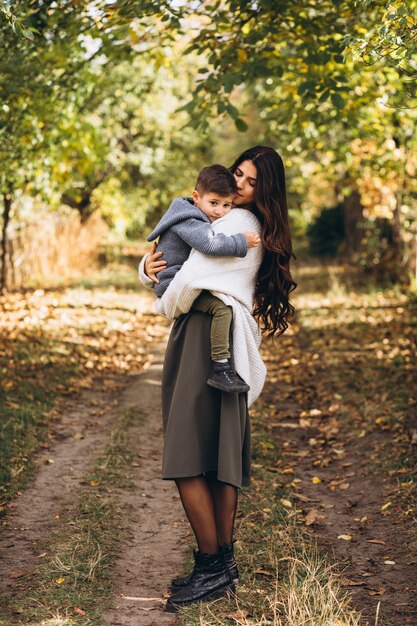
[171,218,248,257]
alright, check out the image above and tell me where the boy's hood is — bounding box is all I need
[146,197,209,241]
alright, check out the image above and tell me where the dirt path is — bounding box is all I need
[0,378,125,604]
[0,339,189,625]
[103,344,189,626]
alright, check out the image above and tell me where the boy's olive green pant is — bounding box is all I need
[192,290,233,361]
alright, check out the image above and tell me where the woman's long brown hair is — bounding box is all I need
[230,146,297,338]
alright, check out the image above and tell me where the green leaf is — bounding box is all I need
[223,75,235,94]
[235,118,248,132]
[331,93,345,109]
[22,28,35,41]
[226,102,239,118]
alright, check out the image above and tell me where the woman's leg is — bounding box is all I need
[206,473,238,545]
[175,476,219,554]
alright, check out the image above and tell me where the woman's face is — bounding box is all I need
[233,159,257,207]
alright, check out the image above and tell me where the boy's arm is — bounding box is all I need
[171,218,248,257]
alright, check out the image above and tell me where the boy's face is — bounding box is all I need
[192,191,235,222]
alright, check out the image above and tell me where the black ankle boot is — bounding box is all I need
[219,541,239,584]
[170,549,205,592]
[171,542,239,592]
[165,550,234,613]
[207,360,250,393]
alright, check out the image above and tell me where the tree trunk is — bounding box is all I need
[1,189,13,294]
[343,188,364,255]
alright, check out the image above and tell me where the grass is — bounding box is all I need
[0,407,142,626]
[0,338,78,508]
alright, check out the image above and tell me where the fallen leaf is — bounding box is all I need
[74,608,86,615]
[340,578,366,587]
[305,508,326,526]
[384,560,395,565]
[55,576,65,584]
[293,493,316,502]
[280,499,292,508]
[338,534,352,541]
[226,609,250,622]
[367,540,385,545]
[8,570,29,579]
[381,501,392,511]
[368,588,386,596]
[312,476,322,484]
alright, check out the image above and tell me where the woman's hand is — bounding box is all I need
[145,242,167,284]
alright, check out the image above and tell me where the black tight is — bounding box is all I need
[175,473,238,555]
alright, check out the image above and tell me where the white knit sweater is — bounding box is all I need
[138,209,267,406]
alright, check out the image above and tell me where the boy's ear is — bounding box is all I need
[192,190,199,203]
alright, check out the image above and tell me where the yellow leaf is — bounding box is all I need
[55,577,65,584]
[280,499,292,508]
[237,49,248,63]
[90,480,99,486]
[312,476,322,484]
[381,501,392,511]
[338,534,352,541]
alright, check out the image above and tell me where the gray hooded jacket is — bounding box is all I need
[146,197,248,297]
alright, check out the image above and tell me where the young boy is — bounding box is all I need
[146,164,260,393]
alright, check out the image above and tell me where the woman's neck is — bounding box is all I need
[234,202,255,212]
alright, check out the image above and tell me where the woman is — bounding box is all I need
[139,145,296,612]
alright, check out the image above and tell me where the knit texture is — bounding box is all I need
[146,197,247,297]
[154,209,267,407]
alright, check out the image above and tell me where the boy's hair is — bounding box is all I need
[195,164,237,196]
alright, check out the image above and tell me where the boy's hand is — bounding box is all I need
[145,242,167,284]
[243,232,261,248]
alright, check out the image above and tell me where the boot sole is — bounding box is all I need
[171,576,238,593]
[170,579,191,592]
[165,583,236,613]
[207,380,250,393]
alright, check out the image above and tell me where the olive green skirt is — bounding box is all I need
[161,310,251,488]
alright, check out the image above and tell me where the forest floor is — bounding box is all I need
[0,259,416,626]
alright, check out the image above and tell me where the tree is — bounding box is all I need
[0,0,174,290]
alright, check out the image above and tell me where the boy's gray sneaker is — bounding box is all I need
[207,360,250,393]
